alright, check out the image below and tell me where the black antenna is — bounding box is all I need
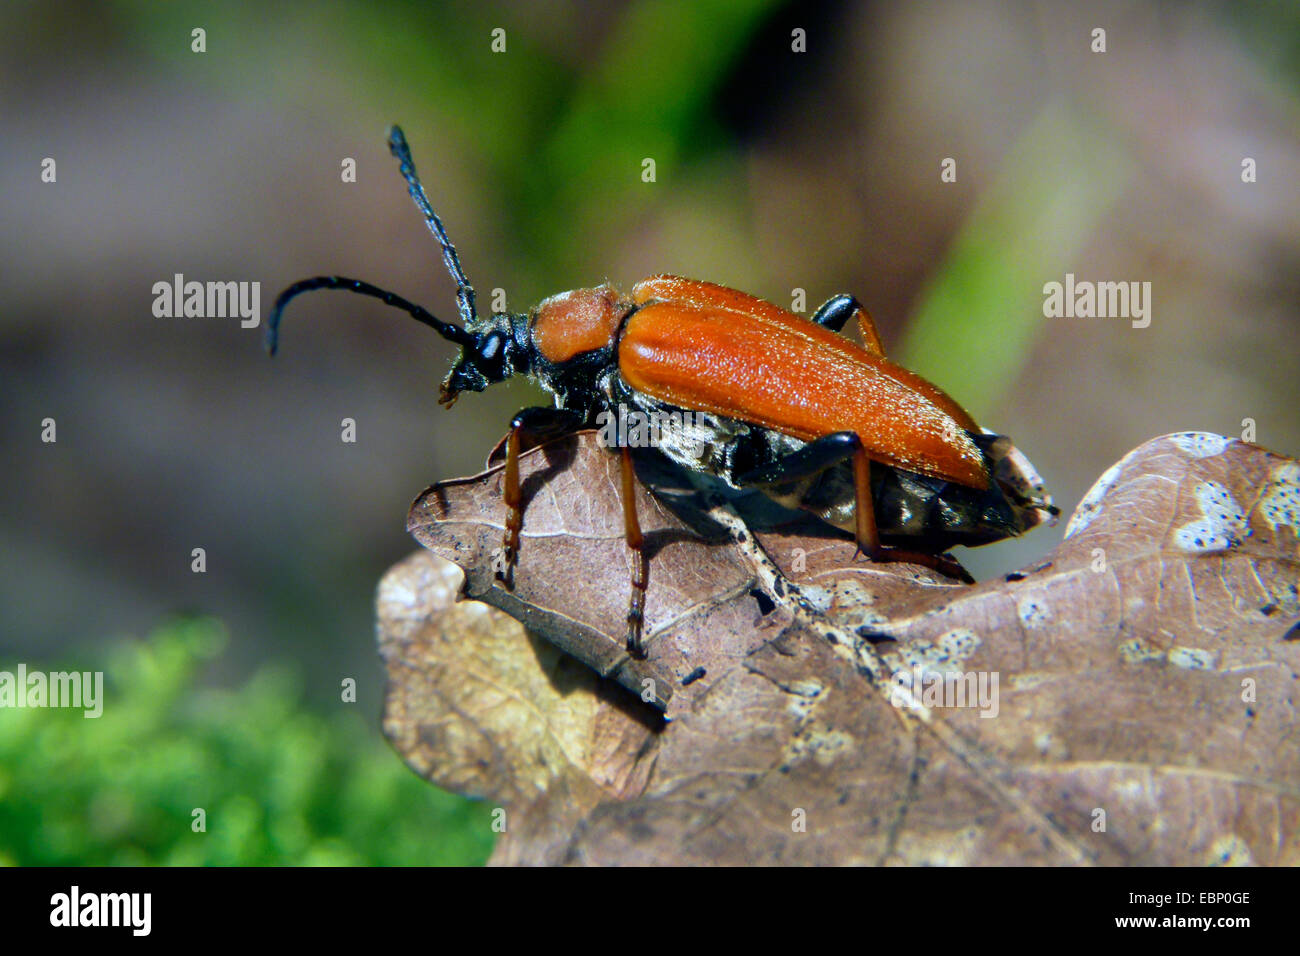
[265,276,476,356]
[387,125,477,327]
[266,126,483,357]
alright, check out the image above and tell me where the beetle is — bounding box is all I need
[267,125,1056,659]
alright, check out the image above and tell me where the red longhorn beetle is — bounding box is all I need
[268,126,1056,659]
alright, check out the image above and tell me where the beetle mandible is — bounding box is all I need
[268,126,1057,659]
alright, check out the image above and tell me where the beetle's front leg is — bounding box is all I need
[500,406,583,578]
[618,445,650,658]
[736,431,974,584]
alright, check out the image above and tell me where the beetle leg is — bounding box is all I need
[502,427,521,565]
[499,406,583,578]
[809,294,858,333]
[735,430,864,485]
[811,294,885,356]
[851,445,880,552]
[736,431,974,584]
[847,447,974,583]
[619,445,650,658]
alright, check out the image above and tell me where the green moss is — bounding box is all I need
[0,619,494,866]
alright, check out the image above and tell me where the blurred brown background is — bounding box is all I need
[3,0,1298,701]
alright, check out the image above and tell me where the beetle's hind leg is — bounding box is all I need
[500,406,583,580]
[847,450,972,581]
[736,431,974,584]
[811,294,886,356]
[619,445,650,658]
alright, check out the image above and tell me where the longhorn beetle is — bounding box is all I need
[268,126,1057,659]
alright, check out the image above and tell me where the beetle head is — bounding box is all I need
[438,311,531,407]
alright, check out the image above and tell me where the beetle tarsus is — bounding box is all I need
[626,616,646,659]
[858,544,974,584]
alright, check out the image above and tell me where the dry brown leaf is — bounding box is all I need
[377,549,662,854]
[384,430,1300,864]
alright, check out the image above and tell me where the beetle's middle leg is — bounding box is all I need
[500,406,583,577]
[736,431,974,583]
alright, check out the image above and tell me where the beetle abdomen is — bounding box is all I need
[762,431,1053,549]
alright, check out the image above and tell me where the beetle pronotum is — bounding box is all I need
[268,126,1056,658]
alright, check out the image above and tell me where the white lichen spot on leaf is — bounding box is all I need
[1168,646,1218,671]
[1017,596,1052,628]
[1206,834,1254,866]
[1118,637,1166,664]
[1065,462,1122,539]
[1259,462,1300,537]
[883,627,980,678]
[1174,481,1249,553]
[1168,432,1231,458]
